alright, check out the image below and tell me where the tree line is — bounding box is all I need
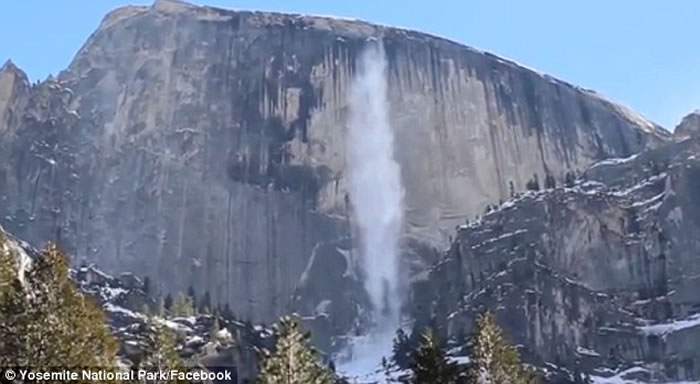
[255,311,538,384]
[1,237,540,384]
[0,239,188,383]
[385,312,537,384]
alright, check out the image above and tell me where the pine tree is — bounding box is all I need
[143,275,152,296]
[465,312,537,384]
[164,293,174,312]
[0,243,119,380]
[209,317,221,341]
[564,171,576,188]
[525,174,540,192]
[187,285,198,313]
[544,173,556,189]
[156,296,166,317]
[222,303,235,320]
[256,315,334,384]
[404,328,463,384]
[199,291,212,314]
[392,328,412,369]
[172,292,194,317]
[0,236,15,299]
[137,319,187,383]
[509,181,515,198]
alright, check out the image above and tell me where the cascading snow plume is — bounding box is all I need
[340,39,405,379]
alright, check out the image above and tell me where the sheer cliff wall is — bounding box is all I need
[0,0,669,322]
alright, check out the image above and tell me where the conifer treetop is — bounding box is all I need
[465,312,537,384]
[256,315,334,384]
[404,328,464,384]
[0,243,119,380]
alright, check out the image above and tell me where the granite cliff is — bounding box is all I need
[0,0,670,326]
[413,134,700,382]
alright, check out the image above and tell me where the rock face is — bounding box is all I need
[415,137,700,382]
[674,110,700,140]
[0,0,670,323]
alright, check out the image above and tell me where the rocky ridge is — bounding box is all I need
[412,135,700,382]
[674,111,700,140]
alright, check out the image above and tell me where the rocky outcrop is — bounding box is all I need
[0,0,670,324]
[0,226,271,382]
[674,110,700,140]
[76,265,268,381]
[414,137,700,382]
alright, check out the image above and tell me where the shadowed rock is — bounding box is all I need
[414,137,700,382]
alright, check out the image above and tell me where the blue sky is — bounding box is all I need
[2,1,699,129]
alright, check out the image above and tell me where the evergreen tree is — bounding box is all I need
[564,171,576,188]
[525,174,540,192]
[392,328,412,369]
[382,357,394,382]
[509,181,515,198]
[137,319,187,383]
[156,296,166,317]
[465,312,537,384]
[403,328,463,384]
[544,173,556,189]
[164,293,174,312]
[222,303,235,320]
[256,315,334,384]
[199,291,212,314]
[0,243,119,380]
[143,275,152,296]
[0,237,15,300]
[209,317,221,341]
[187,285,198,312]
[172,292,194,317]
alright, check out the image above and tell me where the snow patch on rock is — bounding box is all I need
[639,313,700,336]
